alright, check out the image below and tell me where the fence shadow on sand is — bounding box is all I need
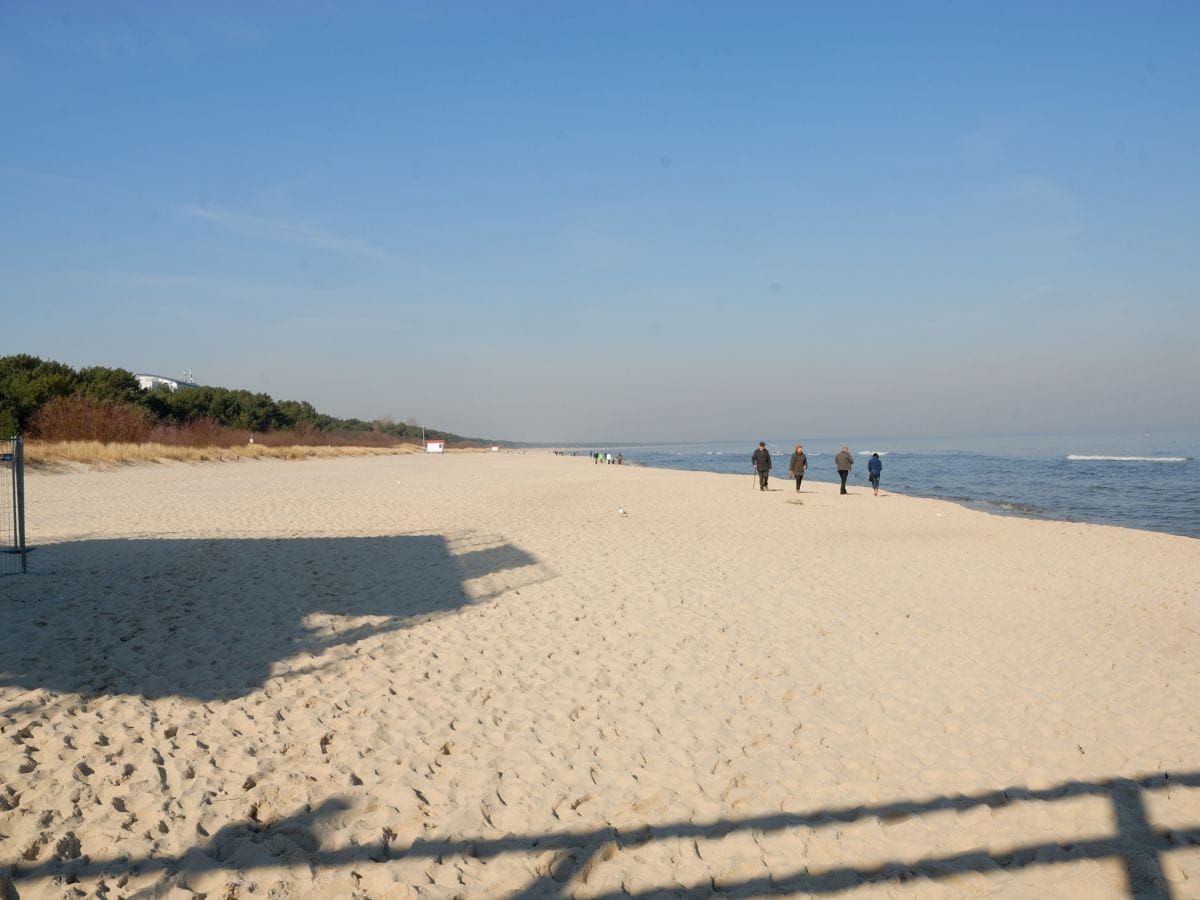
[8,769,1200,897]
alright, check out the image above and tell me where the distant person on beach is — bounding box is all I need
[594,451,600,464]
[788,444,808,492]
[617,453,623,465]
[835,447,854,494]
[752,442,772,491]
[868,453,882,495]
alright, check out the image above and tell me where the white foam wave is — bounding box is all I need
[1067,454,1190,463]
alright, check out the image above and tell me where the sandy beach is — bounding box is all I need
[2,451,1198,898]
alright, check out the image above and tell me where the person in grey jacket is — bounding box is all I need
[788,444,808,492]
[835,447,854,494]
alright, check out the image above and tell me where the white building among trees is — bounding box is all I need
[134,373,198,392]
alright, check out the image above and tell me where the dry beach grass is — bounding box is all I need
[2,452,1198,897]
[23,440,430,469]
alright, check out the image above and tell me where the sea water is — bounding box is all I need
[600,430,1200,539]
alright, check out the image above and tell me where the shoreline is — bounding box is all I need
[3,452,1199,896]
[615,445,1200,541]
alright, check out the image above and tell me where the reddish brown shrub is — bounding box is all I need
[28,397,429,450]
[28,396,154,443]
[148,418,247,448]
[252,428,417,449]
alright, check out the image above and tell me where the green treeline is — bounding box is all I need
[0,354,473,442]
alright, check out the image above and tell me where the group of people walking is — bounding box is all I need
[752,442,883,495]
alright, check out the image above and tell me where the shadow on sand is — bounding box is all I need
[8,770,1199,897]
[0,530,554,702]
[4,534,1199,896]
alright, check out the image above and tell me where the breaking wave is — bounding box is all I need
[1067,455,1191,463]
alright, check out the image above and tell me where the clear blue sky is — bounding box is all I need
[4,2,1197,443]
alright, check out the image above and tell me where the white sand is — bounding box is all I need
[2,452,1198,898]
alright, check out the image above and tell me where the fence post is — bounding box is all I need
[2,434,26,575]
[14,435,26,574]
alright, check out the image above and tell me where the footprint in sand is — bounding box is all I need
[54,832,82,861]
[21,835,45,861]
[108,763,135,785]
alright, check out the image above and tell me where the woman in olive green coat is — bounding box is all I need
[788,444,808,492]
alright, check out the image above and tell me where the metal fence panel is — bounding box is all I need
[1,435,27,575]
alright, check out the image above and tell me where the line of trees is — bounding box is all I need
[0,354,483,445]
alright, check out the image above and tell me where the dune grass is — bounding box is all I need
[24,440,437,469]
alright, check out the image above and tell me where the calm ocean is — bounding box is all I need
[596,431,1200,539]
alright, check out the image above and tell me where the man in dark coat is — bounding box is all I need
[752,442,772,491]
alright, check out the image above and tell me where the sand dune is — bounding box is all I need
[2,452,1198,898]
